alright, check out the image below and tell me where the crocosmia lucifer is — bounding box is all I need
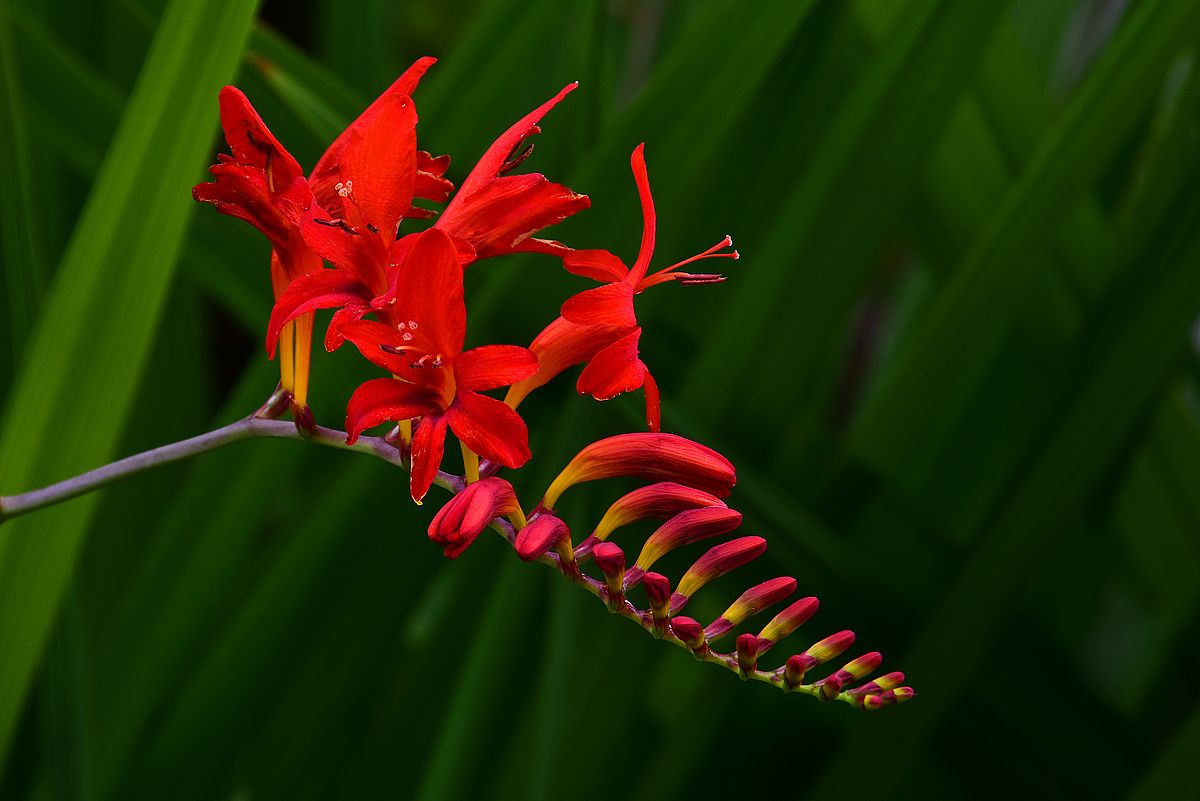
[184,59,915,713]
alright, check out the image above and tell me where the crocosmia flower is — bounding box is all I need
[506,144,737,429]
[341,227,538,502]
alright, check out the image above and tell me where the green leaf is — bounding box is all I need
[0,0,260,768]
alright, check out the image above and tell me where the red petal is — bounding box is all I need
[446,390,531,469]
[324,305,370,351]
[428,477,519,559]
[339,319,418,375]
[563,249,629,282]
[504,317,627,408]
[410,413,449,503]
[298,204,391,292]
[627,143,657,283]
[643,367,661,431]
[334,93,417,229]
[456,345,539,391]
[561,282,636,327]
[392,228,465,358]
[310,57,436,210]
[514,513,571,561]
[415,150,454,203]
[216,86,303,187]
[438,174,589,259]
[266,270,373,356]
[452,82,577,198]
[576,328,646,401]
[344,378,440,444]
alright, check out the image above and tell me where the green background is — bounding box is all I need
[2,0,1199,798]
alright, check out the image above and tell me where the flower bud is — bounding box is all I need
[847,671,905,698]
[592,541,626,608]
[669,536,767,613]
[756,596,819,651]
[541,433,736,510]
[815,652,883,700]
[669,616,706,651]
[592,482,726,540]
[632,507,743,574]
[427,477,523,559]
[514,513,574,569]
[705,577,797,641]
[735,633,761,676]
[642,571,671,637]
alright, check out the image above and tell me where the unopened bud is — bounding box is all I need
[706,577,797,641]
[815,652,883,700]
[633,507,743,573]
[541,433,736,510]
[670,616,706,652]
[514,513,575,576]
[756,596,819,651]
[593,482,727,540]
[735,633,761,676]
[592,541,626,609]
[428,477,523,559]
[670,536,766,613]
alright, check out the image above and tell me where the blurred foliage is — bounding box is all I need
[1,0,1199,798]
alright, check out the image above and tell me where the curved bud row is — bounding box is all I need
[592,482,727,541]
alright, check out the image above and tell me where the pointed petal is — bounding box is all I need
[446,390,531,469]
[437,84,589,259]
[266,270,373,356]
[438,173,589,260]
[392,227,465,358]
[310,57,436,209]
[334,93,418,229]
[344,378,440,444]
[324,305,371,351]
[452,82,577,199]
[576,328,646,401]
[504,317,627,408]
[410,413,449,503]
[628,144,657,283]
[456,345,539,391]
[561,282,636,327]
[563,249,629,282]
[216,86,303,186]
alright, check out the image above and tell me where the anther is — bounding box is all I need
[499,138,535,175]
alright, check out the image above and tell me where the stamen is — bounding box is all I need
[381,343,419,356]
[312,218,360,235]
[335,180,354,197]
[639,235,739,288]
[499,138,535,175]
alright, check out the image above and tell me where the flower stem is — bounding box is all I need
[0,415,459,524]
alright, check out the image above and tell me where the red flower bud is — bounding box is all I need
[815,652,883,700]
[756,596,819,652]
[670,616,706,650]
[427,477,523,559]
[515,513,573,564]
[541,433,736,510]
[643,571,671,618]
[705,577,797,641]
[847,671,906,698]
[735,633,761,675]
[805,630,855,664]
[632,506,743,574]
[592,481,727,540]
[669,536,766,613]
[592,541,626,607]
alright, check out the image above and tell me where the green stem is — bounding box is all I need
[0,415,459,524]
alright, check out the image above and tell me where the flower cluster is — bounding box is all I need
[195,58,913,709]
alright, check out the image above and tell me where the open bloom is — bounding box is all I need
[193,86,322,412]
[505,144,737,429]
[264,58,449,356]
[341,228,538,502]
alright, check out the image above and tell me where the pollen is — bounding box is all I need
[335,180,354,197]
[402,332,414,341]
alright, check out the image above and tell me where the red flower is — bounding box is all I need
[341,228,539,502]
[505,144,737,430]
[436,83,590,261]
[427,477,525,558]
[193,86,322,409]
[263,58,448,355]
